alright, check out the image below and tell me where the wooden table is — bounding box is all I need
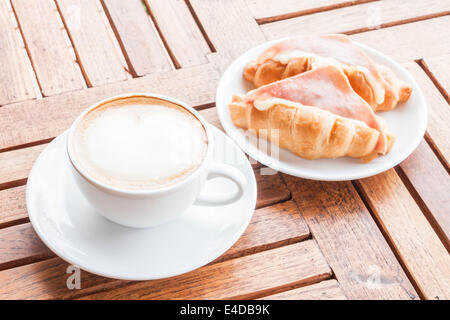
[0,0,449,300]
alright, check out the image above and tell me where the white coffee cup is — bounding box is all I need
[67,93,246,228]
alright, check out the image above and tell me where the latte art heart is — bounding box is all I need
[71,97,208,190]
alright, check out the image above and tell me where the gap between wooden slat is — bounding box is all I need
[424,133,450,173]
[184,0,216,53]
[0,137,55,155]
[0,255,53,273]
[98,0,139,77]
[234,272,331,300]
[63,240,328,300]
[343,11,450,35]
[0,178,27,193]
[351,179,426,300]
[53,0,92,88]
[414,60,450,172]
[0,197,308,273]
[255,0,378,24]
[8,0,45,97]
[394,165,449,253]
[11,0,89,96]
[211,232,311,265]
[0,102,216,155]
[0,217,28,230]
[278,173,339,281]
[143,0,181,69]
[416,59,450,105]
[0,0,42,105]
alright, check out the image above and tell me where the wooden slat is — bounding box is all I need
[0,144,47,189]
[403,62,450,165]
[0,164,289,227]
[145,0,210,67]
[11,0,84,96]
[0,63,219,152]
[189,0,266,61]
[246,0,373,23]
[102,0,172,76]
[0,118,289,223]
[56,0,129,86]
[357,169,450,299]
[262,0,450,39]
[0,186,27,228]
[0,0,37,105]
[349,16,450,63]
[423,54,450,101]
[399,140,450,250]
[215,201,309,262]
[283,176,418,300]
[255,172,290,208]
[0,257,118,300]
[0,106,251,189]
[0,223,53,270]
[80,241,331,299]
[262,14,450,64]
[0,241,331,300]
[0,200,311,299]
[0,200,307,273]
[260,279,347,300]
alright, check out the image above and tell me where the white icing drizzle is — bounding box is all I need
[254,98,301,111]
[272,50,385,104]
[253,98,369,127]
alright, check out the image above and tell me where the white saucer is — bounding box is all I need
[216,38,427,181]
[26,126,257,280]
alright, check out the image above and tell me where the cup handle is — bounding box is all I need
[193,162,246,206]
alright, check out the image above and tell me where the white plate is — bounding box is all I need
[216,38,427,181]
[26,126,257,280]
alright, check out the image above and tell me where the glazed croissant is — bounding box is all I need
[230,66,395,161]
[243,34,412,111]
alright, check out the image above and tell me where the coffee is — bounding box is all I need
[71,96,208,190]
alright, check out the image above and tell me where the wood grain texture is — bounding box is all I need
[423,54,450,102]
[246,0,373,23]
[0,63,219,152]
[0,105,242,190]
[0,146,287,227]
[56,0,129,86]
[102,0,172,76]
[0,0,37,105]
[4,201,305,270]
[255,172,290,208]
[189,0,266,61]
[215,201,309,262]
[0,186,27,228]
[145,0,210,67]
[399,140,450,250]
[261,0,450,38]
[11,0,84,96]
[0,144,47,189]
[349,16,450,63]
[0,201,310,299]
[403,62,450,166]
[260,279,347,300]
[283,176,418,300]
[80,241,331,299]
[0,257,120,300]
[358,169,450,299]
[0,223,53,270]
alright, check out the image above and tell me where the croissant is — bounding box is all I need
[230,66,395,161]
[244,34,412,111]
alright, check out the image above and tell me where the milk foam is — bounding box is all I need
[72,98,208,190]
